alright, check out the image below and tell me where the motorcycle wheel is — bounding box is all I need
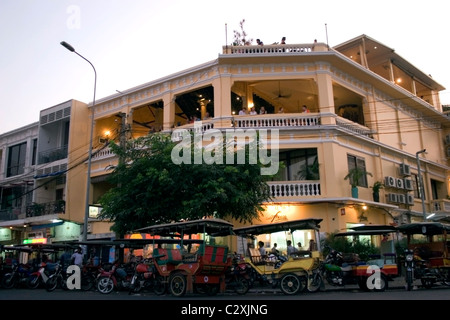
[406,270,413,291]
[80,274,95,291]
[421,278,434,289]
[153,275,166,295]
[1,274,16,289]
[306,273,322,293]
[280,273,302,295]
[27,274,41,289]
[97,276,114,294]
[169,273,186,297]
[234,277,250,295]
[45,275,58,292]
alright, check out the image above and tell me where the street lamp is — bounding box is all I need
[61,41,96,241]
[416,149,427,221]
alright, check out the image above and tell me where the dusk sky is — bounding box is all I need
[1,0,449,134]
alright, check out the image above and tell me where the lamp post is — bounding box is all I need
[416,149,427,221]
[61,41,96,241]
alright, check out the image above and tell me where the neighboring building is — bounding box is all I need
[0,99,113,247]
[3,35,449,253]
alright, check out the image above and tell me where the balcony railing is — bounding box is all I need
[267,181,321,199]
[38,145,68,164]
[222,43,327,55]
[431,199,450,212]
[0,201,65,222]
[92,114,373,162]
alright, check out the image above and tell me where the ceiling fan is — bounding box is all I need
[273,81,291,99]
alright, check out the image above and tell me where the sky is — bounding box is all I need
[1,0,449,135]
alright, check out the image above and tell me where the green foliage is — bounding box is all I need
[98,132,274,236]
[344,167,372,188]
[322,231,380,261]
[371,181,384,193]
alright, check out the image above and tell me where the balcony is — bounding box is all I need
[0,200,65,222]
[38,145,68,164]
[431,199,450,213]
[267,181,321,200]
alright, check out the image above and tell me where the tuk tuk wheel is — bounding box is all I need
[280,273,303,295]
[169,273,187,297]
[372,274,388,292]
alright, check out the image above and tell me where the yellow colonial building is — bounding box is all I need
[63,35,450,245]
[0,35,450,250]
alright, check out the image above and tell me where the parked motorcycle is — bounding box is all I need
[404,248,415,291]
[224,253,251,294]
[318,246,366,289]
[1,262,34,289]
[405,248,450,290]
[27,261,58,289]
[45,262,68,292]
[128,258,166,295]
[96,261,134,294]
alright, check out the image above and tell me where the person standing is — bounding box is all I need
[71,248,84,267]
[302,105,310,113]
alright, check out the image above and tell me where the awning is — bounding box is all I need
[31,221,65,230]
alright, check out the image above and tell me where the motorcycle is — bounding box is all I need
[96,260,134,294]
[405,248,450,290]
[224,253,252,294]
[318,246,363,288]
[404,248,415,291]
[27,261,58,289]
[45,262,68,292]
[1,262,34,289]
[128,258,166,295]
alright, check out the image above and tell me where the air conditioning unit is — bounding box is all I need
[396,178,404,189]
[406,194,414,205]
[387,193,398,203]
[404,179,413,191]
[385,176,396,187]
[397,194,406,204]
[399,164,411,176]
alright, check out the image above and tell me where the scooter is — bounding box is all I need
[27,261,58,289]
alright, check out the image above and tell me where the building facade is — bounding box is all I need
[1,35,449,252]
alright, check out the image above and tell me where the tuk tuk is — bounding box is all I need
[397,222,450,289]
[135,218,234,297]
[331,224,401,291]
[233,218,322,295]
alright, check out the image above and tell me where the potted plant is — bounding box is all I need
[344,167,372,198]
[371,181,384,202]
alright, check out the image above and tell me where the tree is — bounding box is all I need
[98,132,274,236]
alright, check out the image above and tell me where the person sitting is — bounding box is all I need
[286,240,298,256]
[271,243,279,256]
